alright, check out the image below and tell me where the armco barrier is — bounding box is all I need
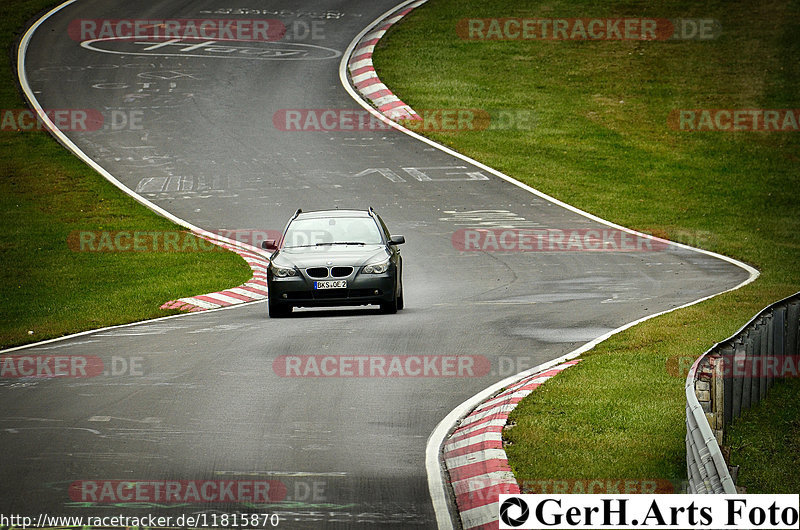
[686,292,800,493]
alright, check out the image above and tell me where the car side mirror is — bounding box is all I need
[261,239,278,251]
[389,235,405,245]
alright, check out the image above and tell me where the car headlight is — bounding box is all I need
[270,263,296,277]
[363,259,390,274]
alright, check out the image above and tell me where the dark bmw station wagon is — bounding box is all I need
[261,208,405,317]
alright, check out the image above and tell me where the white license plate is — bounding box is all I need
[314,280,347,290]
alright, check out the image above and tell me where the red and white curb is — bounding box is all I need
[160,231,269,312]
[347,0,427,121]
[443,359,581,529]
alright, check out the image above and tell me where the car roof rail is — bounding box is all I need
[292,208,302,219]
[368,206,375,217]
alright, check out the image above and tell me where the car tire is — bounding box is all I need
[396,282,404,310]
[380,293,398,314]
[380,273,400,314]
[268,296,291,318]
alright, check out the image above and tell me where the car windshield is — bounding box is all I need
[283,217,383,248]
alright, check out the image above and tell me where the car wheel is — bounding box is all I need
[268,296,291,318]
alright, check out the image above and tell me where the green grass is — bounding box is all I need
[726,377,800,493]
[0,0,252,348]
[373,0,800,486]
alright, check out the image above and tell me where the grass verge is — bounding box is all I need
[0,0,252,348]
[726,377,800,493]
[373,0,800,486]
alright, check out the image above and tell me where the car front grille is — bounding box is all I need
[305,267,329,278]
[331,266,353,278]
[305,266,354,278]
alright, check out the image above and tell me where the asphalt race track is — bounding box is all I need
[4,0,752,527]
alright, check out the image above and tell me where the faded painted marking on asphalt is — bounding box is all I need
[81,38,342,61]
[440,209,543,228]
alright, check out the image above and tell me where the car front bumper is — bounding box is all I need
[268,272,395,307]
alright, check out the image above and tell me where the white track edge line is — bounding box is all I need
[18,12,261,256]
[336,1,759,279]
[338,2,760,529]
[0,298,265,354]
[15,2,761,527]
[10,0,271,353]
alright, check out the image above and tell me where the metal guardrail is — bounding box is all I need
[685,292,800,493]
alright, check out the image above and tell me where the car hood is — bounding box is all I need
[273,245,388,268]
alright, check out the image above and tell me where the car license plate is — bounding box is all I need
[314,280,347,290]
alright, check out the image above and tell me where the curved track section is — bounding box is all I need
[4,0,754,528]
